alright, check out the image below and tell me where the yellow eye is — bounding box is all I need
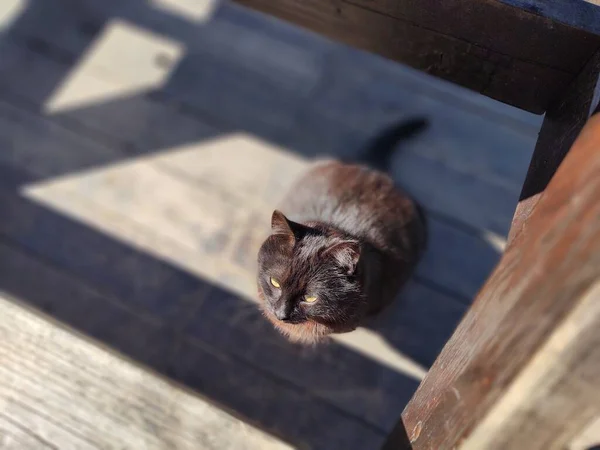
[303,295,318,303]
[270,277,281,288]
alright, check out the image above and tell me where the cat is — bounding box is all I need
[257,118,428,344]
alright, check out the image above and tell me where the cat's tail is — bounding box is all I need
[359,117,430,255]
[357,117,428,172]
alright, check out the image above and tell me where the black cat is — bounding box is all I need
[257,119,428,344]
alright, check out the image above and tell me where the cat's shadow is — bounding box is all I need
[362,282,467,370]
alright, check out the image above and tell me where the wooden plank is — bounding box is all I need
[0,175,463,428]
[509,49,600,242]
[0,96,497,301]
[346,0,600,72]
[0,414,62,450]
[386,113,600,449]
[3,0,335,61]
[0,84,469,423]
[0,293,292,450]
[287,48,537,191]
[0,243,385,449]
[1,0,326,139]
[570,416,600,450]
[183,280,464,428]
[0,0,541,129]
[0,1,541,135]
[0,38,538,237]
[460,282,600,449]
[232,0,576,112]
[0,93,471,433]
[284,49,537,236]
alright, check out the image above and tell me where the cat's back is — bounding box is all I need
[280,161,424,256]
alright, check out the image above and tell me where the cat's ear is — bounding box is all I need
[271,210,306,241]
[271,210,293,237]
[324,241,361,275]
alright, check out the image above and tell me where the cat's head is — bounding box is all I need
[257,210,368,344]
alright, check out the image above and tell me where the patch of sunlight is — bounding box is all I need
[483,230,507,253]
[146,133,308,206]
[20,133,305,300]
[333,330,427,380]
[0,0,25,32]
[22,132,424,380]
[150,0,218,22]
[45,19,184,113]
[570,416,600,450]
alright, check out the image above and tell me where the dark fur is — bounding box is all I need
[257,119,428,344]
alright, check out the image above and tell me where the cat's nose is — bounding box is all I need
[274,305,291,322]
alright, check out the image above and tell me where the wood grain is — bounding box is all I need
[0,96,497,301]
[461,281,600,449]
[347,0,600,72]
[0,241,386,449]
[570,416,600,450]
[0,131,461,413]
[233,0,578,112]
[0,293,291,450]
[388,113,600,448]
[1,0,571,112]
[0,1,551,445]
[0,92,469,434]
[0,36,537,237]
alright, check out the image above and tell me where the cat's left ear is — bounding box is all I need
[271,210,307,241]
[324,241,361,275]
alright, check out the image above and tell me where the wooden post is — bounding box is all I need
[383,113,600,449]
[508,50,600,244]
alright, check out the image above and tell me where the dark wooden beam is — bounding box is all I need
[508,49,600,243]
[383,113,600,448]
[232,0,600,113]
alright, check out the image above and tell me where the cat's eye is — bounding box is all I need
[270,277,281,288]
[303,295,318,304]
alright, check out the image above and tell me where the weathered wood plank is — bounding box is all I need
[0,37,537,237]
[0,293,293,450]
[4,0,541,127]
[3,0,335,62]
[183,280,463,428]
[0,91,502,301]
[570,416,600,450]
[0,414,68,450]
[0,91,472,434]
[0,98,470,425]
[0,243,385,449]
[1,0,326,139]
[0,181,464,426]
[232,0,579,112]
[285,49,537,236]
[388,112,600,449]
[346,0,600,72]
[461,281,600,449]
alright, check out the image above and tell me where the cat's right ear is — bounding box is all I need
[323,241,361,276]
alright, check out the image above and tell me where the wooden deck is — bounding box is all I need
[0,0,557,448]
